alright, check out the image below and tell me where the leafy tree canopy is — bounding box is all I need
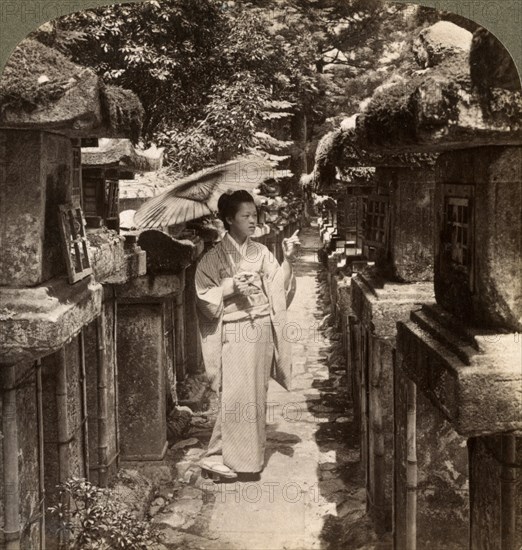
[31,0,461,175]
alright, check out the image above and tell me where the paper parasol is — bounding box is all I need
[134,154,279,228]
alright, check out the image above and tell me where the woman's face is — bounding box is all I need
[227,201,257,238]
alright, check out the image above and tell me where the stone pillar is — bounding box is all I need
[117,302,167,461]
[184,264,201,376]
[469,435,522,550]
[350,274,434,533]
[175,270,187,382]
[115,274,182,462]
[0,130,74,287]
[394,349,469,549]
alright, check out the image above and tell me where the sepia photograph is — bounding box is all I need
[0,0,521,548]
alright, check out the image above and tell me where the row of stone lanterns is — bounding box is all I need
[310,22,522,550]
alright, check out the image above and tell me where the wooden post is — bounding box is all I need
[360,330,369,485]
[175,291,187,381]
[35,360,46,550]
[501,434,516,550]
[373,373,386,533]
[55,348,70,550]
[56,349,70,483]
[96,315,109,487]
[112,296,121,469]
[1,365,21,550]
[184,264,202,375]
[406,379,417,550]
[78,331,90,480]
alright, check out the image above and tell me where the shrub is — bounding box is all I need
[48,477,158,549]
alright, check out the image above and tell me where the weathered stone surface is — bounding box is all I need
[394,361,469,549]
[349,274,433,534]
[0,39,144,139]
[138,230,202,274]
[435,147,522,331]
[82,138,164,172]
[153,498,203,530]
[0,130,72,286]
[115,272,183,300]
[351,274,434,339]
[413,21,472,69]
[104,249,147,285]
[39,338,90,535]
[357,28,522,152]
[385,166,435,283]
[1,65,104,134]
[469,435,522,549]
[117,302,167,460]
[12,361,42,548]
[0,276,102,364]
[88,229,126,281]
[397,304,522,436]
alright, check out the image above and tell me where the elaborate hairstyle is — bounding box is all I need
[217,190,256,230]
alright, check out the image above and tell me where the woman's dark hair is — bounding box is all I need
[217,190,256,230]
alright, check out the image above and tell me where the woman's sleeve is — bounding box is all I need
[262,247,296,308]
[195,255,224,321]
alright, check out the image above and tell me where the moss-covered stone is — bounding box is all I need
[0,39,84,113]
[0,39,144,139]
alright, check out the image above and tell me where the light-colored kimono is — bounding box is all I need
[195,232,297,393]
[195,232,296,472]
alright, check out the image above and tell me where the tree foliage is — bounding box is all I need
[32,0,454,174]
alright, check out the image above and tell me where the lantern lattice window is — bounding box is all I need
[105,175,120,230]
[444,197,471,266]
[58,203,92,283]
[441,186,475,290]
[364,195,389,248]
[82,168,120,230]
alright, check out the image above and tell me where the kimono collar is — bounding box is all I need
[224,231,251,257]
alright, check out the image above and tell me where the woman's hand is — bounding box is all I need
[221,274,261,298]
[282,229,301,263]
[234,271,262,296]
[220,277,236,299]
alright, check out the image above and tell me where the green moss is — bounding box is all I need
[488,88,522,127]
[0,39,84,114]
[313,129,345,190]
[360,53,470,145]
[100,84,144,143]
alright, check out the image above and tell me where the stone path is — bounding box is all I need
[150,225,382,550]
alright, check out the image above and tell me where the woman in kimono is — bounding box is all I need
[195,190,300,480]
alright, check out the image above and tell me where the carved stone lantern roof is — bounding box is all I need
[0,39,145,140]
[355,26,522,152]
[81,138,164,172]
